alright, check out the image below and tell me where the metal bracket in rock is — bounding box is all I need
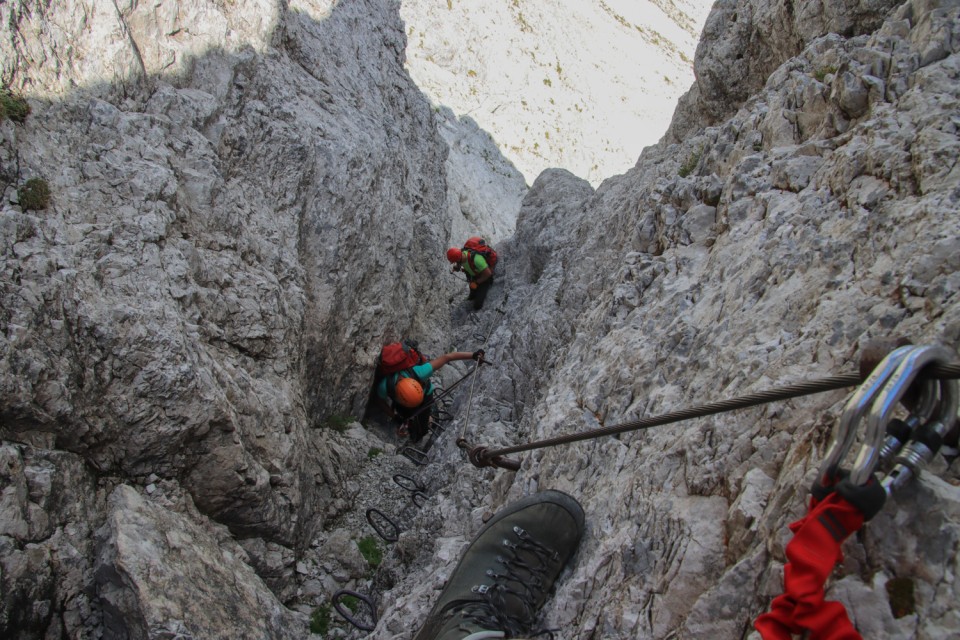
[331,589,378,632]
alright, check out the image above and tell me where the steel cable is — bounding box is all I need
[475,363,960,464]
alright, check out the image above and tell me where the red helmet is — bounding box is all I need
[395,377,424,408]
[446,247,462,263]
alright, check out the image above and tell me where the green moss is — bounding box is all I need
[309,604,330,634]
[341,594,360,613]
[367,447,383,459]
[678,147,702,178]
[0,89,31,123]
[356,535,382,568]
[323,414,353,432]
[18,178,51,210]
[813,65,838,82]
[885,577,915,619]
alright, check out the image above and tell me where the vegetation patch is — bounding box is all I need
[309,604,331,635]
[18,178,51,210]
[356,535,383,568]
[678,147,703,178]
[0,89,31,123]
[814,65,838,82]
[323,414,354,432]
[367,447,383,459]
[340,594,360,613]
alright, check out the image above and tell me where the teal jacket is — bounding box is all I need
[376,362,435,401]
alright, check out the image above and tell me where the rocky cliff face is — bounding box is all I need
[0,0,508,637]
[400,0,713,185]
[2,0,959,639]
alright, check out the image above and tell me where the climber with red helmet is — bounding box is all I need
[375,347,485,443]
[447,237,498,310]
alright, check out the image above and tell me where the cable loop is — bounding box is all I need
[331,590,378,631]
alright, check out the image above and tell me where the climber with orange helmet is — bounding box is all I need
[376,348,484,443]
[447,237,498,310]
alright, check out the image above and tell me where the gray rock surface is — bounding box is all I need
[375,1,960,638]
[400,0,713,185]
[2,0,960,639]
[666,0,904,142]
[0,0,479,637]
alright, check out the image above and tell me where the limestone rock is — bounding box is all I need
[95,485,304,639]
[666,0,904,142]
[3,0,960,639]
[400,0,713,185]
[376,2,960,638]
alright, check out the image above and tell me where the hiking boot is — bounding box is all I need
[413,490,585,640]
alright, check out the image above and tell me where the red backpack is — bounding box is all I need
[377,340,426,376]
[463,236,497,271]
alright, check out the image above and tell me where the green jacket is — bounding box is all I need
[461,251,489,279]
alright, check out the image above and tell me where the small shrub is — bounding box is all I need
[543,78,552,87]
[678,148,702,178]
[467,69,477,77]
[18,178,51,210]
[356,535,383,568]
[813,65,838,82]
[309,605,331,635]
[323,414,353,432]
[367,447,383,459]
[0,89,31,123]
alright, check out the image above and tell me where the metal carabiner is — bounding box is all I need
[815,345,915,489]
[850,345,957,486]
[877,374,939,462]
[880,367,959,494]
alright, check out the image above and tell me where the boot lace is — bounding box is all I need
[446,525,560,638]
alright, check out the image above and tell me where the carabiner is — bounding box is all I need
[876,356,940,462]
[815,345,915,489]
[850,345,956,486]
[880,368,959,494]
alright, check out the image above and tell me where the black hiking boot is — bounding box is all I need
[413,490,585,640]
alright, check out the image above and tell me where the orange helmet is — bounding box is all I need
[446,247,462,263]
[395,377,424,408]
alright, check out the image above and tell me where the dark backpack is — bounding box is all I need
[377,340,426,376]
[463,236,498,271]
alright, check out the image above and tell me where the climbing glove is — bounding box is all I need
[472,349,485,362]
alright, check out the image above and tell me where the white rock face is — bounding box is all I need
[400,0,714,185]
[3,0,960,639]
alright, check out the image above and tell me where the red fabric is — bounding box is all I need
[463,237,498,270]
[754,493,865,640]
[378,342,423,375]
